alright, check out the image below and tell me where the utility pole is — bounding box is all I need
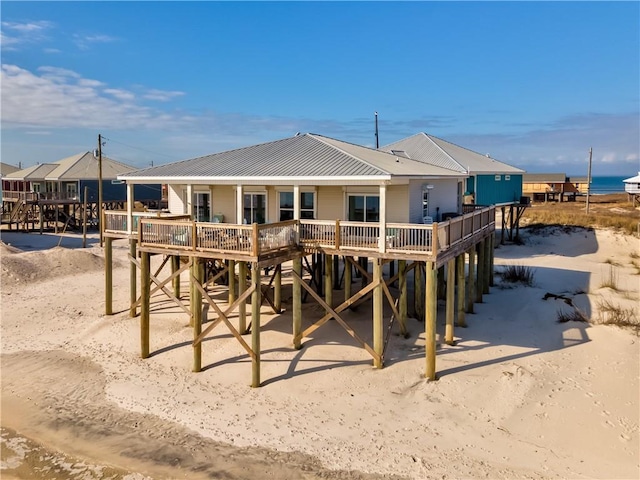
[586,147,592,214]
[374,111,379,149]
[98,134,104,247]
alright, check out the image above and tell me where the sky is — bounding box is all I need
[1,1,639,176]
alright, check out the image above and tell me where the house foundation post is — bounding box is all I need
[414,262,424,321]
[466,247,475,314]
[483,236,491,294]
[425,261,437,381]
[251,262,261,387]
[398,260,407,333]
[274,263,282,313]
[129,239,137,317]
[172,255,181,297]
[437,265,446,300]
[228,260,236,304]
[193,258,204,372]
[456,253,467,327]
[445,258,455,345]
[140,251,150,359]
[344,256,352,302]
[489,233,495,287]
[373,259,383,369]
[238,261,248,334]
[292,257,302,349]
[324,254,333,310]
[476,240,485,303]
[104,236,113,315]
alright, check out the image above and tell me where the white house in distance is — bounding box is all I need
[118,133,468,226]
[623,172,640,206]
[381,133,525,208]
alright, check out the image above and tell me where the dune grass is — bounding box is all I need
[594,298,639,332]
[498,264,535,286]
[599,265,621,291]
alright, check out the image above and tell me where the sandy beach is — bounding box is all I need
[1,226,638,479]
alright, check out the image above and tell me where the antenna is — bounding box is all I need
[374,111,379,149]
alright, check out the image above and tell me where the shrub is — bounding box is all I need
[594,298,639,332]
[499,265,535,286]
[599,265,620,291]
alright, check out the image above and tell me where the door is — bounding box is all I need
[193,192,210,222]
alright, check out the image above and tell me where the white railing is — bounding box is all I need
[104,210,190,236]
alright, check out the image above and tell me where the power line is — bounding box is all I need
[101,136,176,159]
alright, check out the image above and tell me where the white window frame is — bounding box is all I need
[243,191,267,224]
[347,193,380,222]
[495,175,502,181]
[505,175,511,181]
[278,190,316,221]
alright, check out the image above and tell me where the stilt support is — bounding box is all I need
[251,263,261,388]
[292,257,302,349]
[129,239,137,317]
[238,261,248,334]
[192,258,204,372]
[105,237,113,315]
[445,258,455,345]
[456,254,467,327]
[425,261,437,380]
[466,247,475,314]
[373,259,383,368]
[140,251,150,359]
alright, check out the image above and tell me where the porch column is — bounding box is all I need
[378,183,387,253]
[186,184,193,219]
[293,184,300,243]
[126,182,134,235]
[129,239,137,318]
[425,261,437,381]
[236,184,243,224]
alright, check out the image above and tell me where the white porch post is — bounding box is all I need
[126,182,134,235]
[378,183,387,253]
[293,184,300,242]
[236,184,244,224]
[186,184,193,218]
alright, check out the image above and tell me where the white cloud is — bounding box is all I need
[1,20,53,50]
[143,89,185,102]
[2,20,53,33]
[104,88,135,101]
[73,33,118,50]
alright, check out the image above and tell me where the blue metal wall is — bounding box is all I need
[79,181,162,202]
[468,174,523,205]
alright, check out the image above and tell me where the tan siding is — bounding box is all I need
[317,186,344,220]
[386,185,409,223]
[211,185,236,223]
[168,184,185,214]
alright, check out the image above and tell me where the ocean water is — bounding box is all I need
[589,176,634,194]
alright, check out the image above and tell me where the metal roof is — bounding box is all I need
[121,133,465,183]
[4,152,135,181]
[523,173,568,183]
[381,133,525,174]
[623,172,640,183]
[0,162,19,176]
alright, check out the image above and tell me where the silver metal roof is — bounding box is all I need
[5,152,135,181]
[121,133,465,182]
[523,173,568,183]
[381,133,525,174]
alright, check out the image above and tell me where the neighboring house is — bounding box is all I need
[118,133,468,224]
[3,152,161,203]
[0,162,20,202]
[522,173,580,202]
[624,172,640,206]
[568,176,590,194]
[380,133,524,207]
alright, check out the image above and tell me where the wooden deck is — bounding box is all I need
[104,206,495,266]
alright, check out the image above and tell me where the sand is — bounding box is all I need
[1,228,638,479]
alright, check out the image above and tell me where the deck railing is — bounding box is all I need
[104,210,191,236]
[125,206,495,258]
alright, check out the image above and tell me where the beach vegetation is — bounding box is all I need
[498,264,535,286]
[556,309,588,323]
[599,265,621,291]
[594,298,639,332]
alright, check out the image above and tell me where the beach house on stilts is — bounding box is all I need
[104,133,497,386]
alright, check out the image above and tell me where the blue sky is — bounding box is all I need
[2,1,638,176]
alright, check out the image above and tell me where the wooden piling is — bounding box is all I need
[193,258,204,372]
[372,259,383,368]
[489,234,495,287]
[172,255,181,297]
[437,265,446,300]
[292,257,302,350]
[325,254,333,310]
[228,259,236,305]
[104,237,113,315]
[456,254,467,327]
[425,261,437,381]
[484,235,492,291]
[274,263,282,313]
[445,258,455,345]
[238,261,247,334]
[414,262,424,321]
[398,260,407,333]
[344,256,352,302]
[476,240,485,303]
[129,239,137,317]
[140,251,150,359]
[251,263,261,388]
[466,247,475,314]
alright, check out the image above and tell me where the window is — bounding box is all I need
[278,191,316,221]
[495,175,502,181]
[244,193,266,224]
[422,189,429,218]
[505,175,511,181]
[348,194,379,222]
[193,192,210,222]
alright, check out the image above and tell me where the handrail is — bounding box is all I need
[121,206,495,257]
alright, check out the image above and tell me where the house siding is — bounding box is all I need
[168,184,185,214]
[474,174,523,205]
[409,179,459,223]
